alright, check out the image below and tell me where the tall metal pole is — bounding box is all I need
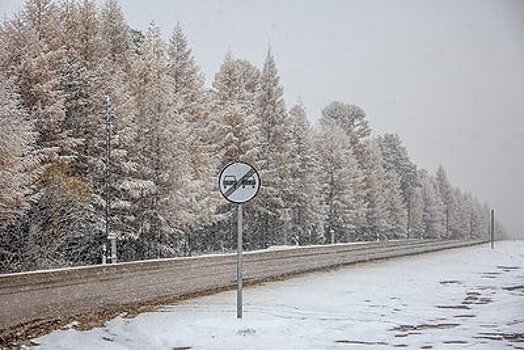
[446,206,449,238]
[406,197,411,239]
[490,209,495,249]
[105,96,117,263]
[469,211,473,240]
[237,203,243,319]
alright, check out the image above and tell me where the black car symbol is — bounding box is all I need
[241,176,256,189]
[223,175,237,187]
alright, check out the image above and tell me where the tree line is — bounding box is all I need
[0,0,502,273]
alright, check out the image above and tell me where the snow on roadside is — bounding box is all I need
[32,241,524,350]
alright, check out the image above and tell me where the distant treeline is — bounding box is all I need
[0,0,502,273]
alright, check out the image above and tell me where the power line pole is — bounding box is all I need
[446,206,449,238]
[105,96,117,263]
[490,209,495,249]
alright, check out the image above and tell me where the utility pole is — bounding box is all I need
[406,197,411,239]
[105,96,117,263]
[490,209,495,249]
[469,211,473,240]
[446,206,449,238]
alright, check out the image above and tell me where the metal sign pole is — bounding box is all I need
[218,161,260,320]
[237,203,243,319]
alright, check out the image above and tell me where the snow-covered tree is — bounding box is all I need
[420,173,446,239]
[130,23,187,258]
[101,0,133,71]
[251,49,293,248]
[435,165,454,238]
[2,7,66,163]
[409,186,424,239]
[468,196,485,239]
[319,102,372,237]
[0,75,37,228]
[383,169,407,239]
[453,189,473,239]
[317,119,366,243]
[166,23,216,255]
[360,140,389,241]
[209,53,261,251]
[376,133,419,233]
[321,101,371,156]
[211,53,260,167]
[287,103,323,245]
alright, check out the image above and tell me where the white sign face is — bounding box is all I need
[219,161,260,204]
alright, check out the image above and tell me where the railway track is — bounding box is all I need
[0,239,487,345]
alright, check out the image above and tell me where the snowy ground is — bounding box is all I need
[32,241,524,350]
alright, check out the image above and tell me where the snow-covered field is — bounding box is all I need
[32,241,524,350]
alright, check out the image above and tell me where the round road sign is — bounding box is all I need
[218,161,260,204]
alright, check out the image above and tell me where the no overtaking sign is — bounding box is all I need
[219,161,260,204]
[218,161,260,320]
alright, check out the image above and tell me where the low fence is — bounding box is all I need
[0,239,487,342]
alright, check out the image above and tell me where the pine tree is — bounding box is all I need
[252,49,293,248]
[409,187,424,239]
[436,165,454,238]
[321,102,383,240]
[287,102,323,245]
[101,0,132,71]
[454,189,472,239]
[317,119,366,243]
[0,74,38,231]
[320,101,371,155]
[209,53,261,251]
[469,197,485,239]
[420,173,446,239]
[166,23,216,255]
[131,23,172,257]
[375,133,419,233]
[3,6,66,163]
[383,169,407,239]
[361,140,389,241]
[130,22,195,258]
[210,53,261,167]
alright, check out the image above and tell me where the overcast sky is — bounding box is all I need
[2,0,523,236]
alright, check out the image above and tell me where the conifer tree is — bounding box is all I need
[209,53,261,251]
[287,103,323,245]
[211,54,261,167]
[317,119,366,242]
[166,24,216,255]
[361,140,389,240]
[376,133,419,232]
[420,173,446,238]
[383,169,407,239]
[252,49,292,248]
[212,61,260,170]
[321,101,371,155]
[131,23,185,258]
[321,102,383,240]
[409,187,425,239]
[436,165,454,238]
[0,75,37,228]
[101,0,133,71]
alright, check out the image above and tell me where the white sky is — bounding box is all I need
[1,0,524,236]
